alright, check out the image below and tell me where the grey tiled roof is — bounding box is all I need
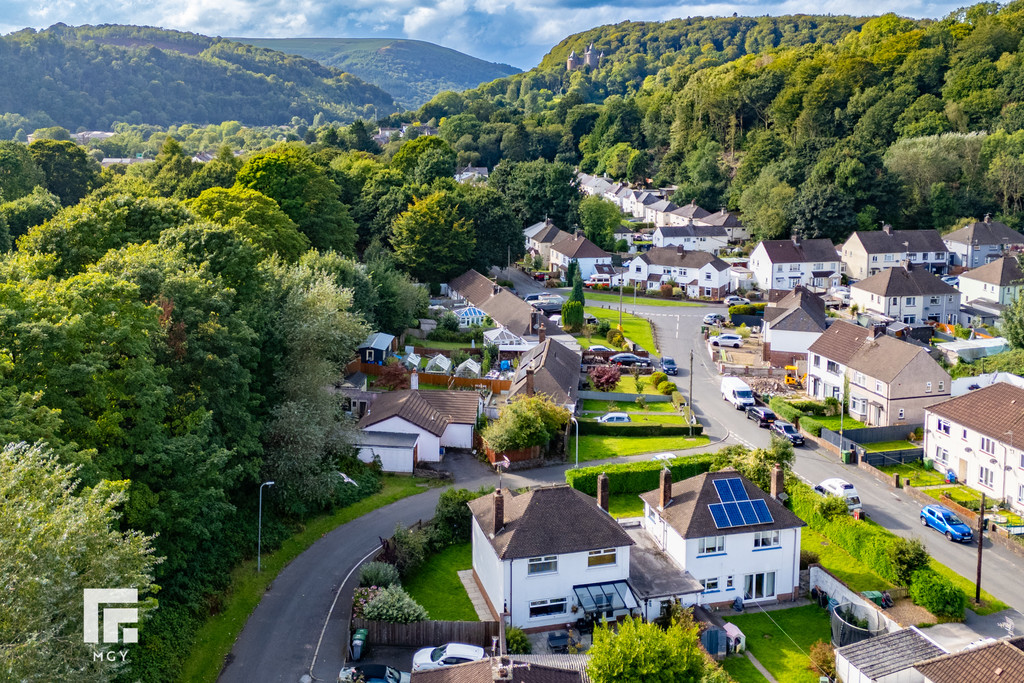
[847,228,947,254]
[639,247,730,271]
[837,628,945,679]
[943,219,1024,246]
[851,266,958,297]
[960,256,1024,286]
[508,338,581,406]
[412,658,583,683]
[763,286,827,333]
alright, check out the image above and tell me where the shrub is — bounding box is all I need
[808,640,837,680]
[606,329,625,348]
[438,311,460,333]
[887,537,931,587]
[562,300,584,332]
[818,495,850,521]
[671,391,687,409]
[909,569,967,619]
[800,549,820,569]
[589,365,621,391]
[769,397,804,424]
[431,488,483,549]
[657,381,677,395]
[660,283,674,298]
[648,371,668,388]
[634,395,647,411]
[388,523,429,579]
[359,561,400,588]
[565,453,717,496]
[823,396,841,417]
[800,416,825,437]
[483,395,570,452]
[735,324,751,339]
[374,361,410,391]
[506,627,532,654]
[596,320,611,336]
[352,586,383,618]
[362,586,429,623]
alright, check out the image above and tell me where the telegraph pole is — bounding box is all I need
[688,350,694,428]
[976,492,986,605]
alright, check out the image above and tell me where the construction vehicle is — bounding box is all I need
[784,365,804,388]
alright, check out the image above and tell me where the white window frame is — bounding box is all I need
[979,465,994,489]
[743,571,777,600]
[698,535,725,555]
[981,437,996,455]
[528,597,567,619]
[527,555,558,575]
[850,396,866,413]
[753,530,781,548]
[939,381,944,392]
[935,446,948,463]
[898,408,905,420]
[701,577,720,591]
[587,548,616,567]
[938,418,951,435]
[926,381,932,393]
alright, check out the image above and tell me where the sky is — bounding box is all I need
[0,0,973,69]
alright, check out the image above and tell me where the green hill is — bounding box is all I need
[238,37,520,109]
[0,24,398,132]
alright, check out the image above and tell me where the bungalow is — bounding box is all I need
[358,389,480,462]
[448,270,552,339]
[914,635,1024,682]
[548,235,612,281]
[957,256,1024,306]
[840,224,949,279]
[651,223,729,254]
[748,237,841,293]
[761,286,828,368]
[943,215,1024,268]
[835,627,945,683]
[640,467,804,608]
[850,265,960,325]
[625,247,731,298]
[507,338,582,412]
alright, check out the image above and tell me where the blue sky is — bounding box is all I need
[0,1,973,68]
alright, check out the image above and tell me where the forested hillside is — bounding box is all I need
[239,37,520,109]
[0,24,398,133]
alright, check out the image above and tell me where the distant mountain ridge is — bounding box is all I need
[238,37,521,109]
[0,24,398,131]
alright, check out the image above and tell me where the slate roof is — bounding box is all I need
[412,658,583,683]
[926,382,1024,443]
[913,636,1024,683]
[358,390,477,435]
[837,628,945,679]
[807,321,938,383]
[532,224,572,246]
[758,238,838,264]
[943,219,1024,246]
[468,486,634,559]
[656,224,728,238]
[699,209,744,228]
[960,256,1024,287]
[550,234,610,260]
[669,200,711,220]
[640,247,730,271]
[639,468,804,539]
[763,286,828,333]
[807,321,872,365]
[508,338,581,406]
[448,270,548,337]
[852,266,959,297]
[647,199,678,213]
[846,228,947,254]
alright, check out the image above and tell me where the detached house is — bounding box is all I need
[700,209,748,243]
[761,286,828,367]
[469,486,636,630]
[850,265,960,324]
[358,389,481,465]
[748,237,841,293]
[807,321,950,426]
[840,225,948,279]
[924,383,1024,513]
[625,247,731,298]
[640,468,804,608]
[957,256,1024,306]
[507,339,582,412]
[652,223,729,254]
[943,216,1024,268]
[549,235,612,281]
[526,220,573,267]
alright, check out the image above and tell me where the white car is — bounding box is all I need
[597,412,631,423]
[412,643,486,671]
[589,345,613,353]
[724,295,750,306]
[710,333,743,348]
[814,478,862,512]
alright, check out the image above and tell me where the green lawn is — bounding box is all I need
[929,559,1009,616]
[403,542,478,621]
[925,485,983,505]
[415,339,478,350]
[814,415,867,431]
[570,435,711,461]
[583,292,703,308]
[720,654,769,683]
[178,476,437,683]
[878,461,946,487]
[724,605,832,683]
[581,399,677,413]
[608,493,645,518]
[584,307,660,357]
[864,440,920,453]
[801,528,894,591]
[610,376,666,395]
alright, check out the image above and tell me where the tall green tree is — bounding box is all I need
[27,139,100,206]
[489,159,581,227]
[0,140,45,201]
[186,186,310,261]
[1,186,60,242]
[390,192,475,283]
[579,195,621,249]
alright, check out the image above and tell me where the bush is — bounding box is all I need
[769,397,805,424]
[362,586,429,623]
[823,396,841,417]
[606,329,625,348]
[596,320,611,336]
[562,300,584,332]
[648,371,668,388]
[735,324,751,339]
[728,303,767,316]
[483,395,570,452]
[887,537,931,587]
[359,561,400,588]
[808,640,837,680]
[800,416,825,437]
[909,569,967,619]
[352,586,383,618]
[817,495,850,522]
[671,391,687,409]
[431,488,483,549]
[657,381,677,395]
[800,549,820,569]
[589,365,621,391]
[506,627,532,654]
[438,311,460,333]
[660,283,674,298]
[576,421,704,437]
[565,453,717,496]
[388,523,429,579]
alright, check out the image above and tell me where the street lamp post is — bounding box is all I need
[257,480,275,573]
[569,416,580,468]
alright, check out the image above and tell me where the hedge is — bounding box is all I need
[576,421,704,437]
[769,396,805,424]
[727,303,768,316]
[671,391,687,409]
[909,569,967,619]
[800,416,825,437]
[565,453,717,496]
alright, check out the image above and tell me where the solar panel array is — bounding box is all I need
[708,477,774,529]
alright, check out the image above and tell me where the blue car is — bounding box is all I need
[920,504,974,543]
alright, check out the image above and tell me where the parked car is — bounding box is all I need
[339,665,410,683]
[941,276,959,287]
[597,412,631,423]
[745,406,776,427]
[920,504,974,543]
[609,352,650,366]
[589,344,613,353]
[523,293,544,302]
[703,313,726,325]
[532,272,550,282]
[412,644,486,671]
[770,420,804,446]
[660,357,678,375]
[710,333,743,348]
[814,478,862,512]
[724,295,750,307]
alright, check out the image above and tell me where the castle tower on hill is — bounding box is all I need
[567,42,605,71]
[566,50,580,71]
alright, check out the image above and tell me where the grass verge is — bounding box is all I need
[584,306,660,356]
[610,376,665,395]
[403,543,477,621]
[581,399,676,413]
[724,605,832,683]
[570,435,710,462]
[583,292,703,308]
[720,654,769,683]
[608,493,645,518]
[928,559,1009,616]
[178,476,437,683]
[801,528,894,592]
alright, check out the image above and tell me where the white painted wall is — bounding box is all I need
[441,423,474,449]
[471,518,506,618]
[363,417,441,462]
[765,328,821,355]
[357,444,415,473]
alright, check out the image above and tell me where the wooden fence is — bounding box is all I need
[350,618,500,647]
[346,360,511,392]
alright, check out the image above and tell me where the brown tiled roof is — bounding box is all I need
[926,383,1024,443]
[845,334,938,384]
[448,270,549,337]
[759,238,838,264]
[419,391,480,425]
[550,234,610,260]
[449,269,499,304]
[639,469,804,539]
[807,321,871,365]
[960,256,1024,287]
[412,658,583,683]
[358,390,450,436]
[851,266,958,297]
[640,247,730,271]
[943,219,1024,246]
[468,486,634,559]
[508,338,581,406]
[913,636,1024,683]
[846,228,947,254]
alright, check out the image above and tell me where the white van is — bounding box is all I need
[721,377,755,410]
[814,478,863,512]
[586,274,612,288]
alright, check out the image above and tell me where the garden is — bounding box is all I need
[581,398,677,412]
[581,306,660,356]
[569,433,710,462]
[878,461,947,487]
[583,291,703,308]
[722,605,833,683]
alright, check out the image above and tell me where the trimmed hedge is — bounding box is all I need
[727,303,768,316]
[769,396,805,424]
[671,391,687,409]
[565,453,717,496]
[909,569,967,619]
[576,421,704,437]
[800,416,826,437]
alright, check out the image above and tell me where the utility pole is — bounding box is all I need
[688,350,694,428]
[976,491,986,605]
[618,277,624,330]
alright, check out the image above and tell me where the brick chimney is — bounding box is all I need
[770,463,785,500]
[597,473,609,512]
[676,245,685,255]
[538,323,546,343]
[525,367,535,396]
[492,489,504,536]
[410,369,419,390]
[882,223,892,235]
[659,468,672,510]
[872,324,886,339]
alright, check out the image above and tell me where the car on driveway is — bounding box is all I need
[920,504,974,543]
[589,344,613,353]
[339,665,410,683]
[609,352,650,366]
[660,357,678,375]
[814,478,862,512]
[745,406,776,427]
[597,412,631,423]
[413,643,486,671]
[710,334,743,348]
[724,295,750,307]
[941,276,959,287]
[703,313,726,325]
[770,420,804,445]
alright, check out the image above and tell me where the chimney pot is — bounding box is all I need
[659,468,672,510]
[597,473,610,512]
[538,323,546,343]
[770,463,785,500]
[492,489,504,536]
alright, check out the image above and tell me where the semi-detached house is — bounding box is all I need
[840,224,948,279]
[850,265,960,324]
[748,237,840,293]
[625,246,731,298]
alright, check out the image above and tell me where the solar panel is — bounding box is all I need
[723,501,745,526]
[728,478,749,501]
[751,499,774,524]
[737,500,759,525]
[709,504,733,529]
[713,479,736,503]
